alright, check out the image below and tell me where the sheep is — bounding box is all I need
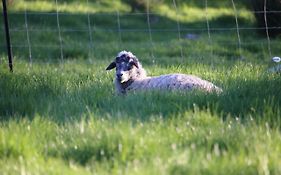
[268,56,281,73]
[106,51,223,95]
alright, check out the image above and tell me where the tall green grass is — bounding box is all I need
[0,0,281,174]
[0,59,281,174]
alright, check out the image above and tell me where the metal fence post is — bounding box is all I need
[2,0,13,72]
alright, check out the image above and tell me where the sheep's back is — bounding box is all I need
[127,73,222,93]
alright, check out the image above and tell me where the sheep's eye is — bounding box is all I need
[127,62,134,69]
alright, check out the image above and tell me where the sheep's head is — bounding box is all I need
[106,51,140,83]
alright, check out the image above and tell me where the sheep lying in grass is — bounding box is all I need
[106,51,222,95]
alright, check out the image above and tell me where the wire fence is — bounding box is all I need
[1,0,281,65]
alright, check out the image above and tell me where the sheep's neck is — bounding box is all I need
[119,67,147,92]
[120,79,134,90]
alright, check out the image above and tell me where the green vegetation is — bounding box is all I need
[1,0,280,61]
[0,0,281,174]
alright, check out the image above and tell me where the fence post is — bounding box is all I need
[2,0,13,72]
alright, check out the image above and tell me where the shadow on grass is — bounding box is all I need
[48,143,117,166]
[0,10,260,63]
[0,69,280,167]
[0,70,280,126]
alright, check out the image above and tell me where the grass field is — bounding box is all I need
[1,0,281,174]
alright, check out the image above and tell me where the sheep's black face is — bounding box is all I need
[106,51,139,83]
[115,54,138,83]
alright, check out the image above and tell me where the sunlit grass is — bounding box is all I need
[0,56,281,174]
[156,4,255,24]
[0,106,281,174]
[10,0,254,25]
[10,0,129,13]
[0,0,281,174]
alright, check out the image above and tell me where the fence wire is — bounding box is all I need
[55,0,64,62]
[1,2,281,64]
[24,4,32,64]
[86,0,94,61]
[172,0,184,60]
[146,0,155,61]
[263,0,272,57]
[231,0,242,59]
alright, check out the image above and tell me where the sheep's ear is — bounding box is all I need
[131,59,139,68]
[106,62,116,70]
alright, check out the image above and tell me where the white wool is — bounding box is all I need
[111,51,222,94]
[126,74,222,93]
[117,50,135,58]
